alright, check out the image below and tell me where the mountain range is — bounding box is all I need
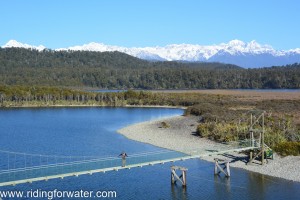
[2,39,300,68]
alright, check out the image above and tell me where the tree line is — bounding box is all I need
[0,47,299,89]
[0,85,202,107]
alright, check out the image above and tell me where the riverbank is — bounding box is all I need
[0,104,186,110]
[118,115,300,182]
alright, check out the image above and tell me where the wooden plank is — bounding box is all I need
[171,170,183,185]
[171,166,188,171]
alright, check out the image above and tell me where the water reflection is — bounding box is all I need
[171,184,187,200]
[214,175,231,192]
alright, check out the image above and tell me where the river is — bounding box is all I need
[0,107,299,199]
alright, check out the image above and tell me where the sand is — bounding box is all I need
[118,115,300,182]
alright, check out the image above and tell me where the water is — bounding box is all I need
[229,89,300,92]
[91,89,300,93]
[0,107,299,200]
[88,89,127,93]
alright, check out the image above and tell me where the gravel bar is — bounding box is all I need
[118,115,300,182]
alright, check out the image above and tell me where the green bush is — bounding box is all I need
[197,122,247,142]
[186,103,224,116]
[161,121,170,128]
[273,142,300,156]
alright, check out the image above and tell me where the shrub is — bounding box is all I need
[199,113,217,123]
[197,122,247,142]
[161,121,170,128]
[273,142,300,156]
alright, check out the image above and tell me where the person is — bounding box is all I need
[118,151,128,167]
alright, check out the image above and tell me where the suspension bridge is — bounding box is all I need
[0,139,260,187]
[0,111,270,187]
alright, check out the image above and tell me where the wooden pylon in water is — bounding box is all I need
[171,166,188,187]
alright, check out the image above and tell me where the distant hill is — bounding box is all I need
[0,47,299,89]
[0,47,240,70]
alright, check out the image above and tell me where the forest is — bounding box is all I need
[0,47,300,89]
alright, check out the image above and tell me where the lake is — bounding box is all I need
[0,107,299,199]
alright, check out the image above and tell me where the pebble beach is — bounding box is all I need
[118,115,300,182]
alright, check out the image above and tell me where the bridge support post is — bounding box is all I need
[214,158,230,177]
[171,166,188,187]
[247,111,271,166]
[261,113,265,165]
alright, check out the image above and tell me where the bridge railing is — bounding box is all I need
[153,139,260,158]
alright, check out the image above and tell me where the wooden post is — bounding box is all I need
[171,168,175,184]
[226,161,230,177]
[261,113,265,165]
[214,159,218,175]
[182,170,187,186]
[251,131,254,147]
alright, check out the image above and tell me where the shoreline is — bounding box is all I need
[0,104,187,109]
[118,115,300,182]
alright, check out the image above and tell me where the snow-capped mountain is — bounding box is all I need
[3,40,46,51]
[2,39,300,68]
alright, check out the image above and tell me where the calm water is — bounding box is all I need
[0,107,299,200]
[89,89,127,93]
[90,89,300,93]
[230,89,300,92]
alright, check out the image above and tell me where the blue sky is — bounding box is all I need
[1,0,299,50]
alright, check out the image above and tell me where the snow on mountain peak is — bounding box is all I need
[0,39,285,59]
[4,40,22,47]
[288,48,300,54]
[247,40,274,51]
[228,39,246,47]
[247,40,261,49]
[3,40,46,51]
[217,39,278,56]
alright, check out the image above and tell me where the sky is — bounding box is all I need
[1,0,300,50]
